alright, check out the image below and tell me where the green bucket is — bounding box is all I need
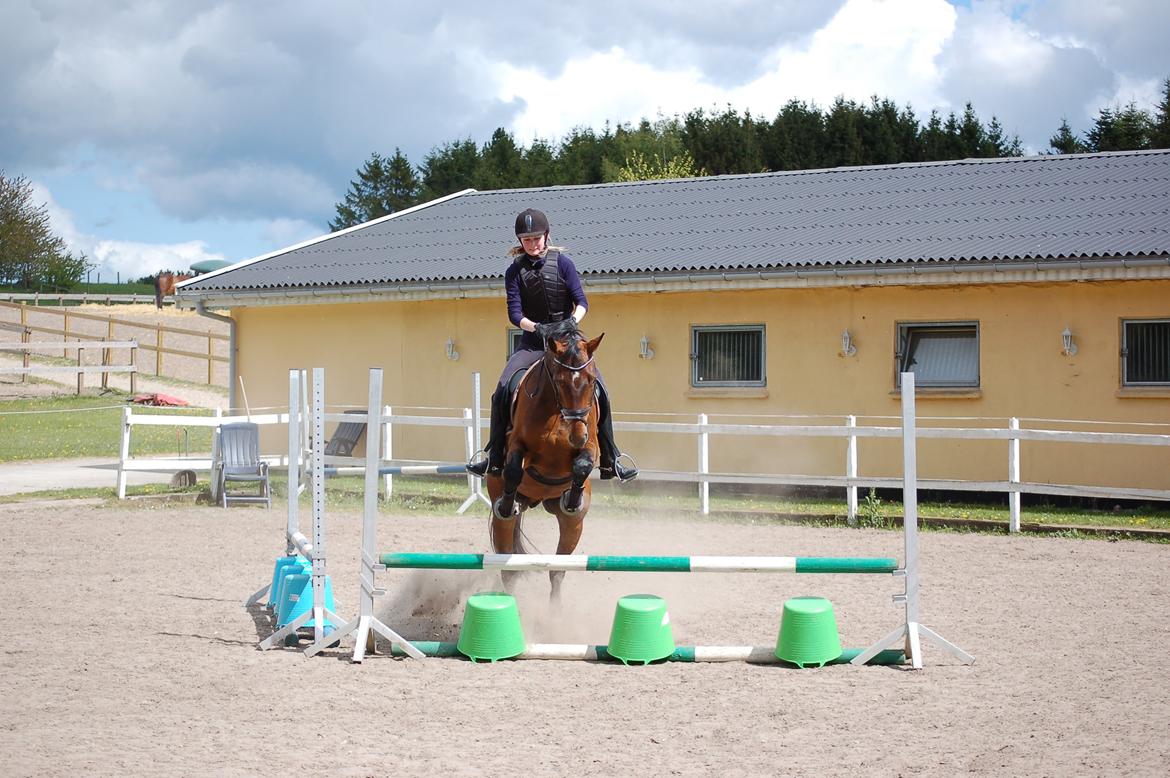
[607,594,676,665]
[775,596,843,668]
[456,592,526,663]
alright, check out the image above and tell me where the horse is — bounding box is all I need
[486,319,604,602]
[154,272,193,308]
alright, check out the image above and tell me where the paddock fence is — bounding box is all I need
[114,372,1170,531]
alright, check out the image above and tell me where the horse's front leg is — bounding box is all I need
[492,447,525,522]
[558,449,594,515]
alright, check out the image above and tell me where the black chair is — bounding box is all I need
[325,410,367,457]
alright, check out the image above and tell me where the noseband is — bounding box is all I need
[542,344,595,424]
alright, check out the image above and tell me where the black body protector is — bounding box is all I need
[517,250,572,326]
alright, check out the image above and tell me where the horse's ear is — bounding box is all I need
[585,332,604,355]
[550,337,567,356]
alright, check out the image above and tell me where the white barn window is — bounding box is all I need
[691,325,766,387]
[896,322,979,389]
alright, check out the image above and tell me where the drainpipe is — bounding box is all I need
[194,300,237,412]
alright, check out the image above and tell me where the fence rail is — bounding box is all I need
[116,384,1170,531]
[0,292,160,305]
[0,300,227,383]
[0,338,138,394]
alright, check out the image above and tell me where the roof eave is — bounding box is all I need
[176,254,1170,311]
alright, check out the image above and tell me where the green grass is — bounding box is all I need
[0,394,214,461]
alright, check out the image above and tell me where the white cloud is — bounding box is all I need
[262,218,323,251]
[30,180,225,281]
[91,240,225,281]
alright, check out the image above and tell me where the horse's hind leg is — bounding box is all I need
[547,497,587,604]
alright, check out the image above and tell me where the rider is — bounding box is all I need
[467,208,638,482]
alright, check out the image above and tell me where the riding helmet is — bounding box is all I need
[515,208,550,237]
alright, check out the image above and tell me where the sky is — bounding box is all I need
[2,0,1168,283]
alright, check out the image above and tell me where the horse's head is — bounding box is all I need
[543,320,604,450]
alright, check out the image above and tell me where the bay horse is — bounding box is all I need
[486,319,604,602]
[154,272,193,308]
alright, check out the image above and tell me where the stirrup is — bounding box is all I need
[613,453,638,483]
[466,450,490,478]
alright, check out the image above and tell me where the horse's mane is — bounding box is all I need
[544,318,581,343]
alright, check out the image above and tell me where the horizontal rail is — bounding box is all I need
[378,552,899,574]
[0,365,136,374]
[0,340,139,351]
[388,642,907,665]
[325,464,467,476]
[127,413,282,427]
[0,300,229,339]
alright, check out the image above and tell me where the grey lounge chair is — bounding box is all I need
[215,422,270,508]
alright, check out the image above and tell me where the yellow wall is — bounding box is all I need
[234,278,1170,491]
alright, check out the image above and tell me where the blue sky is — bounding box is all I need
[2,0,1167,282]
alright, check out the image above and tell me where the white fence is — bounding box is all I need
[0,292,159,305]
[115,374,1170,532]
[0,340,139,394]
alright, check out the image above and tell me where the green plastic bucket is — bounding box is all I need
[456,592,526,663]
[607,594,676,665]
[775,596,842,668]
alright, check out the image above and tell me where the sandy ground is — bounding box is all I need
[2,499,1169,777]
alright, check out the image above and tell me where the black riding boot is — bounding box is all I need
[467,387,510,478]
[597,385,638,482]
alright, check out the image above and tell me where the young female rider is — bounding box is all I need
[467,208,638,482]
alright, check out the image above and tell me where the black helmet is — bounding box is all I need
[515,208,549,237]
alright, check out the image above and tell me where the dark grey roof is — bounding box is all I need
[181,149,1170,294]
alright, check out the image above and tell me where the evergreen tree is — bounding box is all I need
[682,106,764,175]
[0,172,90,290]
[1087,103,1151,151]
[1152,78,1170,149]
[958,103,986,157]
[329,149,421,231]
[762,100,824,171]
[982,117,1023,157]
[823,97,866,167]
[420,139,480,200]
[474,128,524,190]
[920,110,947,161]
[1048,118,1087,154]
[556,127,608,185]
[519,139,558,188]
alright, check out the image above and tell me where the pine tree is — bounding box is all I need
[1152,78,1170,148]
[329,149,421,231]
[420,139,480,200]
[1048,118,1087,154]
[474,128,524,190]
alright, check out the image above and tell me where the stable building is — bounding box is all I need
[177,149,1170,493]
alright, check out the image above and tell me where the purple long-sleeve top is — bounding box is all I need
[504,252,589,350]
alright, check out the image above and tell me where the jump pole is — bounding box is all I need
[849,371,975,669]
[304,368,425,660]
[260,368,348,650]
[390,642,906,665]
[245,369,313,607]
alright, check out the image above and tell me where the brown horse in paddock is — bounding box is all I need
[486,319,604,602]
[154,272,193,308]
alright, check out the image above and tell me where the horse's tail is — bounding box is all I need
[511,512,531,555]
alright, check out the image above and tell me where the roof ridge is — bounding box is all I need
[471,148,1170,197]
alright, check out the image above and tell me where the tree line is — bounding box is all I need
[331,78,1170,229]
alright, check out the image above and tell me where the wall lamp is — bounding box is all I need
[1061,327,1077,357]
[841,329,858,357]
[638,335,655,360]
[445,337,460,361]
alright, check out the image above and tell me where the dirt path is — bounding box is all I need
[2,501,1168,776]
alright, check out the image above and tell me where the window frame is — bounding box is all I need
[1121,317,1170,387]
[507,328,522,357]
[894,321,980,390]
[689,324,767,388]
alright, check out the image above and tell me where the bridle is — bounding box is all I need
[541,339,596,424]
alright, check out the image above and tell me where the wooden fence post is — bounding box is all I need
[155,323,163,375]
[130,346,138,394]
[207,329,213,384]
[21,326,29,384]
[76,344,84,395]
